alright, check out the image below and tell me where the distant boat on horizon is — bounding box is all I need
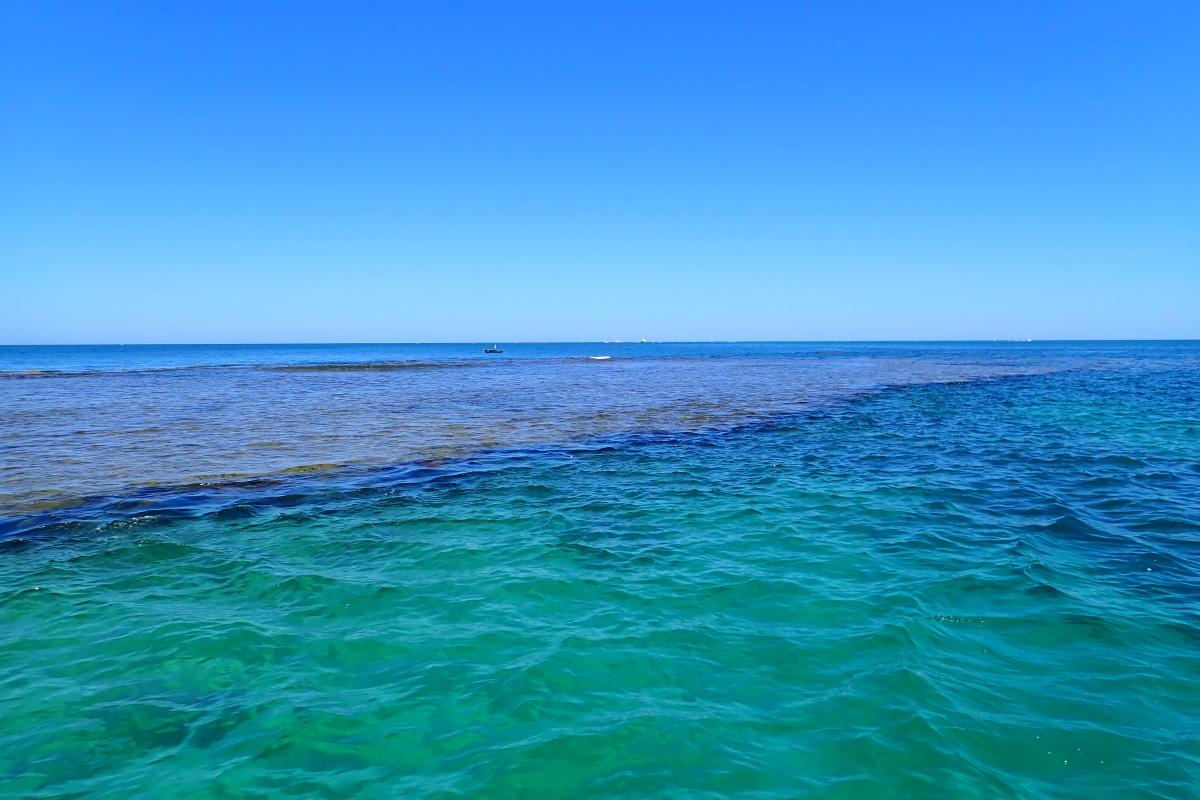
[483,344,503,353]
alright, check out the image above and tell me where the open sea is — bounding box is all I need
[1,341,1198,799]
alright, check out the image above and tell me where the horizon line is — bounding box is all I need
[2,338,1198,347]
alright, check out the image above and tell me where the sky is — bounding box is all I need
[2,1,1198,343]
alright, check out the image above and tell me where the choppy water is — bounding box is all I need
[1,342,1198,798]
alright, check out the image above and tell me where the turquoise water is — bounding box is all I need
[1,343,1198,797]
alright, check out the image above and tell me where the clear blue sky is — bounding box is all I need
[3,1,1197,343]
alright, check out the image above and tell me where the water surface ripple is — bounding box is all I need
[1,342,1198,798]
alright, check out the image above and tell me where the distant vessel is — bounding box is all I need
[483,345,503,353]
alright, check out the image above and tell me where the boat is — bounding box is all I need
[483,345,503,353]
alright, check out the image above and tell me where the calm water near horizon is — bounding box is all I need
[2,341,1198,797]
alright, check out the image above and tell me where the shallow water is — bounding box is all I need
[1,342,1198,798]
[0,341,1163,516]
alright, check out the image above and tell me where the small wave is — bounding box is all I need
[0,360,484,379]
[267,360,481,372]
[0,369,81,379]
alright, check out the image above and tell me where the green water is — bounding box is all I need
[2,365,1199,798]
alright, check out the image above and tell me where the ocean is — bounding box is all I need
[1,341,1198,798]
